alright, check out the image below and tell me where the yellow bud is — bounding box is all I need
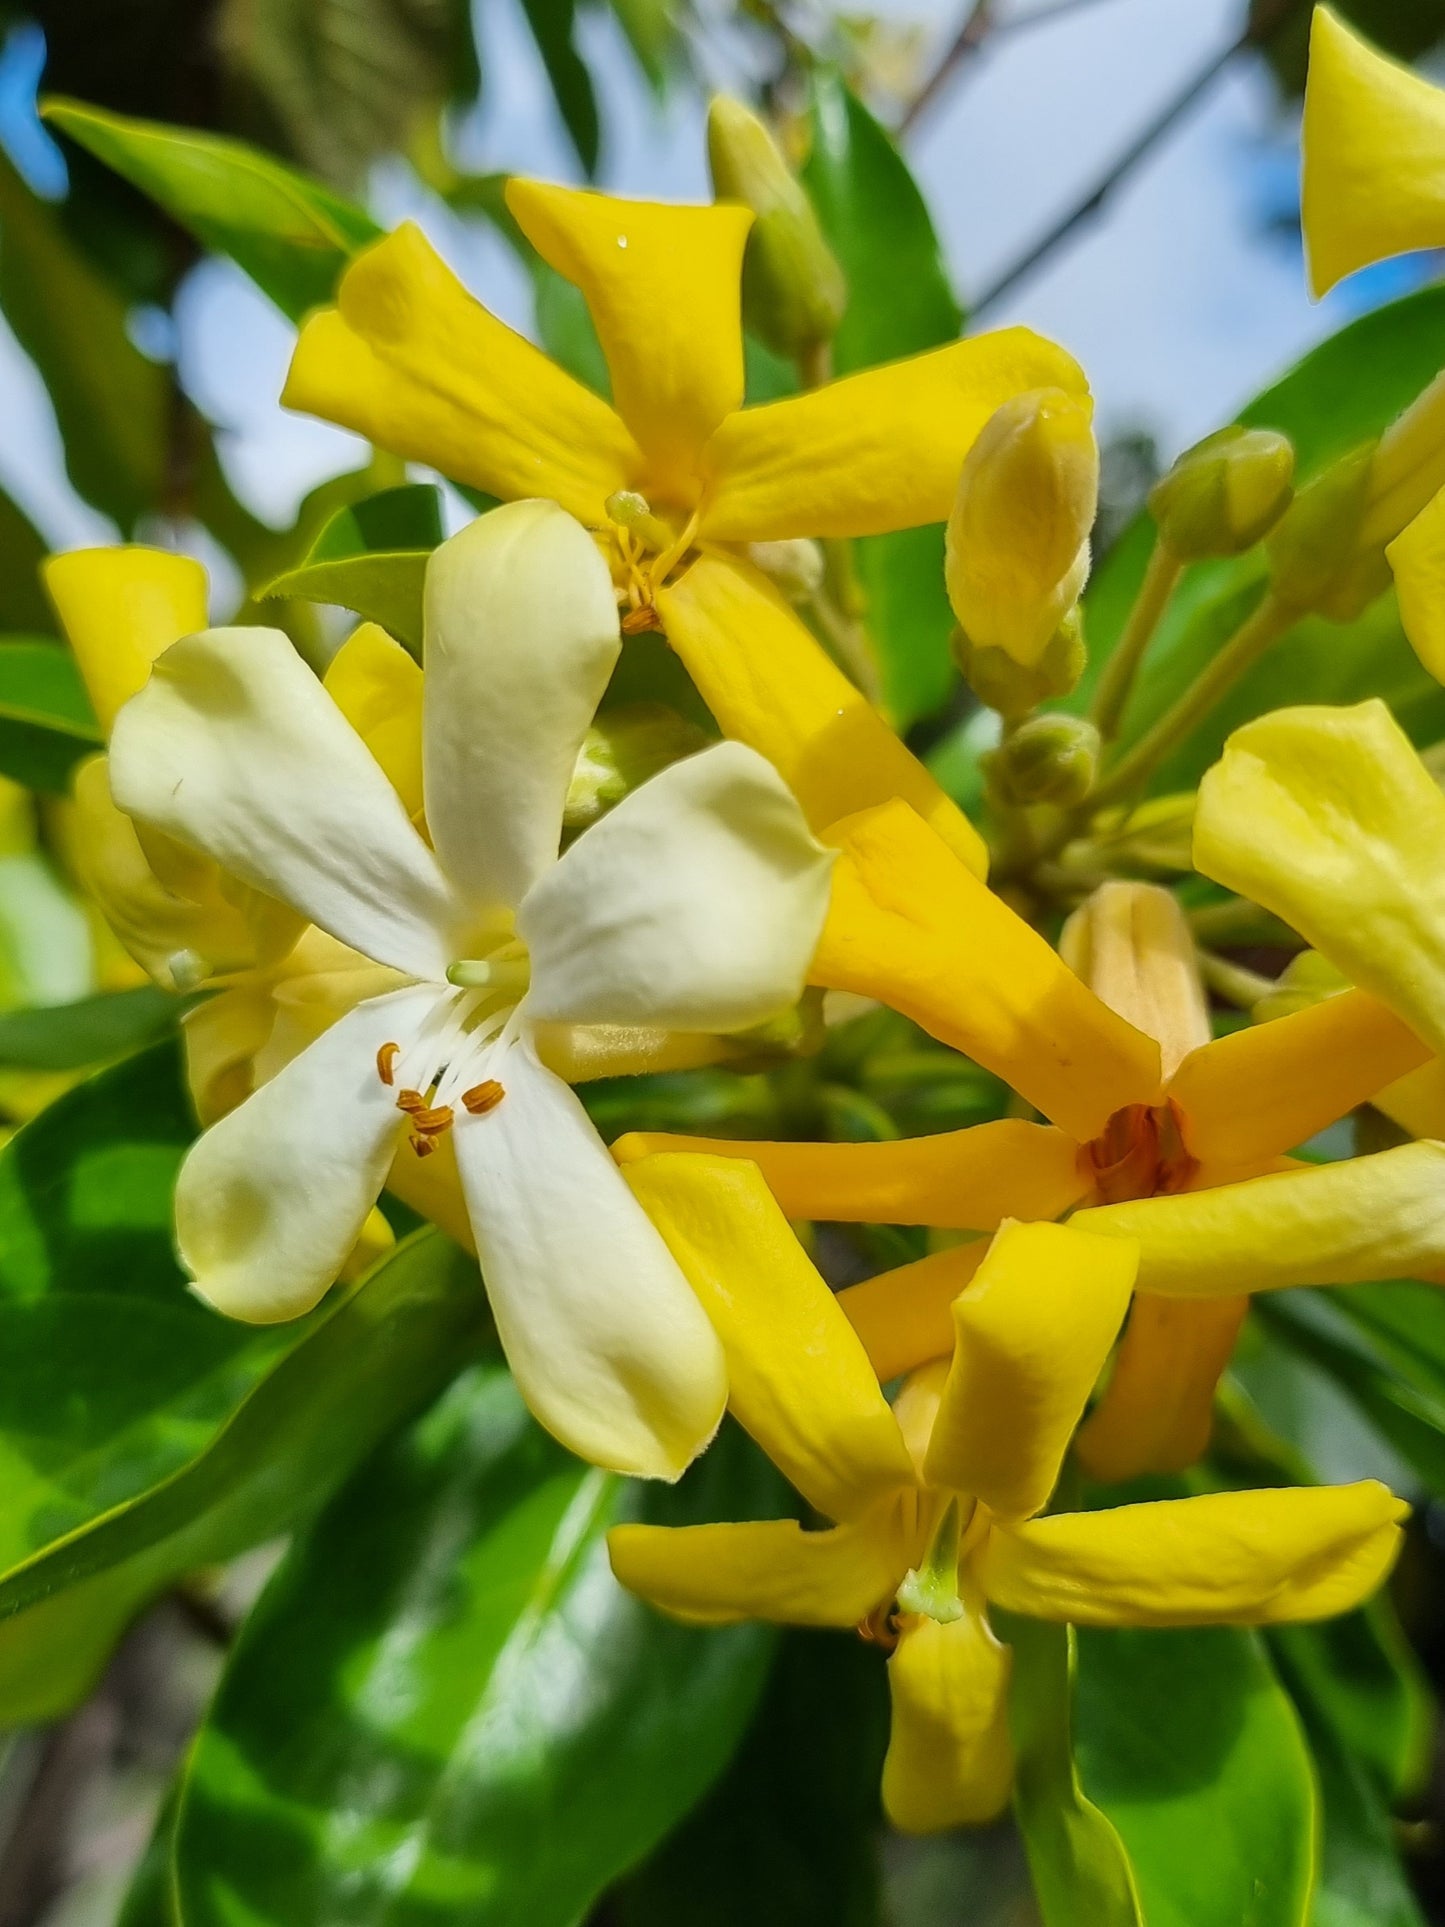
[1148,426,1295,560]
[986,713,1099,808]
[743,538,826,603]
[952,607,1087,717]
[945,389,1097,667]
[44,547,208,737]
[707,97,846,361]
[1362,367,1445,548]
[563,703,710,833]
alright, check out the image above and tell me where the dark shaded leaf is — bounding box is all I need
[0,983,193,1069]
[0,638,100,791]
[519,0,600,176]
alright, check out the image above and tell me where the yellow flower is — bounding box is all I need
[282,184,1087,874]
[616,802,1443,1481]
[1301,5,1445,298]
[609,1154,1406,1833]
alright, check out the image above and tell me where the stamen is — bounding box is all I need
[395,1088,428,1115]
[621,603,662,635]
[409,1133,438,1158]
[461,1079,505,1115]
[406,1104,454,1135]
[376,1042,400,1086]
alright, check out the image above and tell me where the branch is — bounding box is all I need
[900,0,1117,137]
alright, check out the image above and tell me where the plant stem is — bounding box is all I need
[1088,591,1296,812]
[1198,950,1276,1011]
[1089,539,1182,743]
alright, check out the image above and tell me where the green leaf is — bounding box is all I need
[117,1786,181,1927]
[1000,1612,1144,1927]
[260,483,444,652]
[172,1379,776,1926]
[0,638,100,791]
[42,99,380,322]
[1073,1624,1318,1927]
[0,487,53,635]
[617,1628,888,1926]
[0,983,193,1069]
[518,0,600,176]
[804,71,962,731]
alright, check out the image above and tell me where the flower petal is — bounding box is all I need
[322,621,424,821]
[282,224,640,523]
[811,801,1161,1141]
[109,626,461,980]
[1074,1141,1445,1296]
[608,1509,910,1628]
[521,741,833,1033]
[44,545,208,735]
[839,1242,989,1383]
[701,330,1088,541]
[655,552,988,874]
[1389,483,1445,684]
[1075,1294,1250,1484]
[1301,6,1445,298]
[507,181,751,503]
[424,500,621,913]
[1375,1054,1445,1139]
[622,1152,916,1521]
[612,1117,1088,1229]
[1194,699,1445,1056]
[452,1041,726,1481]
[176,983,436,1322]
[983,1483,1408,1626]
[883,1607,1014,1833]
[924,1222,1136,1520]
[1170,988,1430,1167]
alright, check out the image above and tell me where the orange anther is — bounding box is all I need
[376,1041,401,1086]
[409,1132,438,1158]
[407,1104,454,1135]
[621,602,661,635]
[462,1079,505,1115]
[395,1088,427,1115]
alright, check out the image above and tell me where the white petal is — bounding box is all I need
[423,499,621,911]
[177,983,439,1322]
[452,1038,727,1478]
[519,741,835,1032]
[109,627,461,980]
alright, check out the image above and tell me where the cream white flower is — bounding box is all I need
[109,498,835,1480]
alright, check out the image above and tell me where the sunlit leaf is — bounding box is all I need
[259,483,444,651]
[0,638,99,792]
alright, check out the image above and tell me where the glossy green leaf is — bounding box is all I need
[0,638,99,791]
[42,99,380,322]
[260,483,443,652]
[0,486,53,635]
[173,1378,776,1926]
[617,1628,888,1927]
[1073,1624,1318,1927]
[999,1612,1144,1927]
[804,71,963,731]
[0,983,194,1069]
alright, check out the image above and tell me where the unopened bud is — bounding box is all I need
[707,97,846,361]
[953,606,1087,717]
[1267,443,1387,621]
[745,538,826,603]
[986,713,1099,808]
[564,704,710,832]
[946,389,1097,668]
[1148,425,1294,560]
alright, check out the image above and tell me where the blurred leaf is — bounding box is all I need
[1272,1605,1431,1804]
[607,0,679,89]
[1073,1624,1318,1927]
[804,72,963,731]
[518,0,600,176]
[172,1376,776,1926]
[0,638,99,791]
[117,1784,181,1927]
[0,487,53,634]
[617,1628,888,1926]
[44,98,380,321]
[0,983,194,1069]
[260,483,444,651]
[1001,1613,1144,1927]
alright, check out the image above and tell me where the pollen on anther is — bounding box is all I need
[376,1041,400,1086]
[462,1079,505,1115]
[395,1088,427,1114]
[407,1104,454,1135]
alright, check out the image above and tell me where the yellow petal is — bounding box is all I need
[1389,484,1445,684]
[44,546,207,735]
[924,1221,1137,1519]
[656,552,988,874]
[1194,699,1445,1056]
[984,1482,1408,1626]
[839,1242,988,1383]
[322,621,424,820]
[506,180,750,505]
[607,1507,911,1628]
[385,1128,474,1252]
[1075,1294,1249,1484]
[1374,1053,1445,1139]
[1302,6,1445,297]
[182,981,275,1126]
[1170,987,1430,1167]
[883,1606,1014,1832]
[1074,1141,1445,1295]
[533,1021,733,1082]
[810,800,1161,1141]
[612,1116,1088,1230]
[622,1152,916,1521]
[282,224,639,524]
[700,329,1088,541]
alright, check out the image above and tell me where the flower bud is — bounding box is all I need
[564,704,710,832]
[952,606,1087,717]
[985,713,1100,808]
[1148,426,1295,560]
[945,389,1097,668]
[744,538,826,603]
[707,97,846,361]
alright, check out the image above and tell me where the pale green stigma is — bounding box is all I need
[896,1498,965,1625]
[446,956,531,994]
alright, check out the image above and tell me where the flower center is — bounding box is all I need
[603,491,701,633]
[375,943,530,1157]
[1084,1097,1198,1204]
